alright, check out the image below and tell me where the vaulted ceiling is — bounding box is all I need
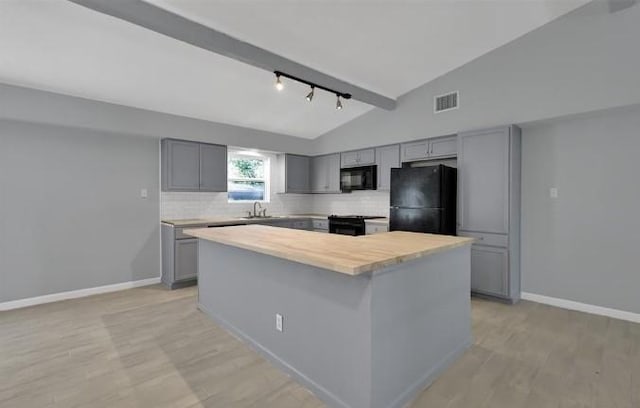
[0,0,588,138]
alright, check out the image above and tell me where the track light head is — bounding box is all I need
[336,94,343,110]
[306,86,315,102]
[275,74,284,91]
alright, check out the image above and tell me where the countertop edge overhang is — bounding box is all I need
[185,224,474,275]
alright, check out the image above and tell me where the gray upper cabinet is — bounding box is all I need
[457,125,521,303]
[161,139,227,192]
[401,140,430,162]
[311,153,340,193]
[341,148,375,168]
[199,143,227,192]
[429,136,457,158]
[162,139,200,191]
[375,144,400,191]
[277,154,311,194]
[401,136,457,163]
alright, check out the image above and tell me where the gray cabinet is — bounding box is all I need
[277,154,311,194]
[470,246,509,298]
[161,139,227,192]
[174,239,198,281]
[401,136,457,163]
[311,154,340,193]
[458,128,510,234]
[161,223,200,289]
[457,125,521,303]
[365,223,389,235]
[375,145,400,191]
[341,148,375,168]
[199,143,227,192]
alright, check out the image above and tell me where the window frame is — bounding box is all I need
[227,153,270,203]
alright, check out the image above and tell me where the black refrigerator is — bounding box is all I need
[389,165,457,235]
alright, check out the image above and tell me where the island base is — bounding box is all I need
[197,240,472,408]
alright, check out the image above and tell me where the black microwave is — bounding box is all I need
[340,165,377,191]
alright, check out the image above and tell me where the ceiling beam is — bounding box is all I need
[67,0,397,110]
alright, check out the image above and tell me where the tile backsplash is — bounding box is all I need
[311,191,390,217]
[161,191,312,219]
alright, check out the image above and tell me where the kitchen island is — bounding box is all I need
[185,225,473,408]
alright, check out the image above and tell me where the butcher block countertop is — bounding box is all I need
[185,225,473,275]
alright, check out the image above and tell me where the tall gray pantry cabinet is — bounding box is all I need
[457,126,521,302]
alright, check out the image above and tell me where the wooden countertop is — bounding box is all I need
[162,214,329,227]
[185,225,473,275]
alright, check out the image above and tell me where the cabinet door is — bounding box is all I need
[458,128,510,234]
[341,151,360,168]
[164,139,200,191]
[375,145,400,191]
[286,154,310,193]
[199,144,227,192]
[428,136,457,158]
[356,149,376,165]
[326,153,341,193]
[401,140,430,162]
[175,239,198,281]
[470,245,508,298]
[310,156,327,193]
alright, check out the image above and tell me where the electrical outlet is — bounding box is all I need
[276,313,283,332]
[140,188,148,199]
[549,187,558,198]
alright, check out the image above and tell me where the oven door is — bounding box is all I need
[329,220,365,236]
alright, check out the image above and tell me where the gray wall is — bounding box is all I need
[0,83,314,155]
[0,120,160,302]
[521,105,640,314]
[312,1,640,154]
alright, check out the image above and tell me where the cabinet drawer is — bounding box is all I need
[458,231,508,247]
[175,226,205,240]
[291,220,312,230]
[312,219,329,230]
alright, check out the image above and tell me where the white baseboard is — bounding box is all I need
[521,292,640,324]
[0,277,161,311]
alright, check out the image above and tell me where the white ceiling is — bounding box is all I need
[0,0,587,139]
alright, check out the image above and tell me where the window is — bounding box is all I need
[227,153,270,202]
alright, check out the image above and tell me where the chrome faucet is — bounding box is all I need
[253,201,263,217]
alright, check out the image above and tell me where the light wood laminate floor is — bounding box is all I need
[1,285,639,408]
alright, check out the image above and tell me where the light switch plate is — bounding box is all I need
[140,188,148,199]
[276,313,283,332]
[549,187,558,198]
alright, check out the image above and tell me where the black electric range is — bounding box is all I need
[328,215,386,236]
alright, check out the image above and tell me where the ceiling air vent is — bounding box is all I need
[434,91,459,113]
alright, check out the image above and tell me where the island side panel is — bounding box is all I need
[197,240,373,408]
[370,245,473,408]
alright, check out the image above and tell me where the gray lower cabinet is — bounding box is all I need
[470,245,509,298]
[161,138,227,192]
[375,144,400,191]
[174,239,198,281]
[277,154,311,194]
[311,154,340,193]
[365,223,389,235]
[457,125,521,303]
[162,223,199,289]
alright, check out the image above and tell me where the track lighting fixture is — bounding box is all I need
[274,74,284,91]
[273,70,350,110]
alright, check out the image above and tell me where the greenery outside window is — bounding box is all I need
[228,153,270,202]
